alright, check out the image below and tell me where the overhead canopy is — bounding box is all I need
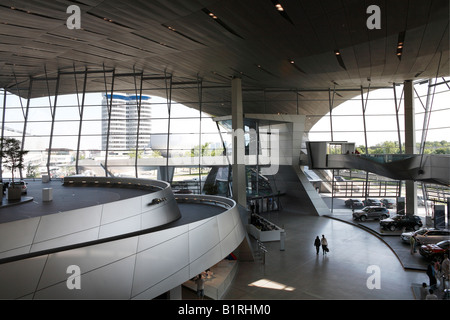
[0,0,448,130]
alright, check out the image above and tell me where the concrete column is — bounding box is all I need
[404,80,417,215]
[231,77,247,207]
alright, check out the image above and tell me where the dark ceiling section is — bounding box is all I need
[0,0,448,129]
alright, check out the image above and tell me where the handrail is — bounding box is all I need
[63,176,168,191]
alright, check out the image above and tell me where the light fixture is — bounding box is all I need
[201,8,244,39]
[275,3,284,11]
[334,50,347,70]
[396,31,405,60]
[270,0,294,24]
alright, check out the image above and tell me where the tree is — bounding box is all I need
[0,137,28,185]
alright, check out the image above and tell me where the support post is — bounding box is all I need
[231,77,247,207]
[404,80,417,216]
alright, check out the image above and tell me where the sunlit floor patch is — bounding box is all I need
[249,279,295,291]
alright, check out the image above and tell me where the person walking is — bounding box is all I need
[441,254,450,292]
[420,283,428,300]
[195,273,206,299]
[314,236,321,255]
[426,261,437,290]
[410,235,416,254]
[321,235,329,255]
[442,254,449,280]
[426,289,438,300]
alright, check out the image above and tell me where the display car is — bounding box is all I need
[401,228,450,245]
[380,214,423,231]
[352,206,390,222]
[345,199,364,208]
[3,180,28,194]
[363,198,383,207]
[381,198,396,208]
[419,240,450,260]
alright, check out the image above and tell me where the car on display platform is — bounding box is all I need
[3,180,28,194]
[380,214,423,231]
[363,198,383,207]
[381,198,396,208]
[352,206,390,222]
[401,228,450,245]
[419,240,450,261]
[345,199,364,209]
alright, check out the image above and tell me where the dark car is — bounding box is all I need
[363,198,383,207]
[380,214,423,231]
[419,240,450,260]
[381,198,396,209]
[353,206,390,222]
[345,199,364,209]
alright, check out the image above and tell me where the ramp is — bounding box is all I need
[326,154,450,186]
[266,165,330,216]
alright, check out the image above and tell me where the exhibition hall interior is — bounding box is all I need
[0,0,449,300]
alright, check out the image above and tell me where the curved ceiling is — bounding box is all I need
[0,0,448,130]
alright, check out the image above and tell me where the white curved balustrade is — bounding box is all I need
[0,177,180,260]
[0,179,246,300]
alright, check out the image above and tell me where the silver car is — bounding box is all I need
[401,228,450,245]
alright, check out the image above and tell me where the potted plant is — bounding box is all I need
[0,137,28,200]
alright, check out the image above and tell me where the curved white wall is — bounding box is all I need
[0,177,180,260]
[0,182,246,299]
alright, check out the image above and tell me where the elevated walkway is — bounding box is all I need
[326,154,449,186]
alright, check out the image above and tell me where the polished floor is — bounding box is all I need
[223,214,427,300]
[221,188,432,300]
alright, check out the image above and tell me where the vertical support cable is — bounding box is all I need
[133,68,144,178]
[1,88,7,179]
[20,78,33,180]
[360,85,370,200]
[164,71,172,182]
[46,70,60,180]
[328,85,336,141]
[255,120,260,196]
[197,76,203,194]
[75,67,88,175]
[103,66,115,177]
[419,52,441,169]
[393,82,404,154]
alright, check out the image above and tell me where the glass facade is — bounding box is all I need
[1,75,449,200]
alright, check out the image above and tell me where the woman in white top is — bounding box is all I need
[321,235,328,255]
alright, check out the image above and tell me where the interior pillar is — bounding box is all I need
[404,80,417,216]
[231,77,247,207]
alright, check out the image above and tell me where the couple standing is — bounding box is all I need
[314,235,329,255]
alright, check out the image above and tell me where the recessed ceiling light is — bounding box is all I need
[275,4,284,11]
